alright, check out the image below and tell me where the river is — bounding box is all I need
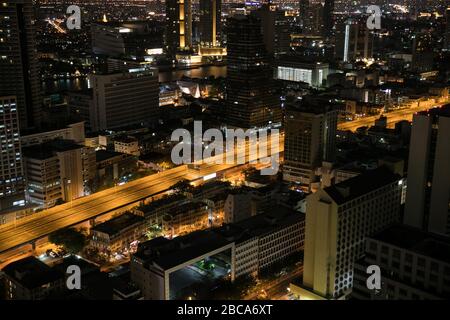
[42,65,227,94]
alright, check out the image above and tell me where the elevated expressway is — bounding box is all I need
[0,133,283,262]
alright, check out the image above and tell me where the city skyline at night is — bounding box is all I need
[1,0,450,306]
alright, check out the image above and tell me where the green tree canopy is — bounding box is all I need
[48,228,87,254]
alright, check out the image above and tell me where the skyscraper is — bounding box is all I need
[165,0,192,55]
[335,19,373,62]
[226,15,281,129]
[291,166,403,300]
[283,101,337,188]
[252,4,290,57]
[0,96,25,212]
[299,0,309,27]
[303,3,324,36]
[404,105,450,236]
[199,0,221,47]
[322,0,334,37]
[0,0,41,129]
[411,32,434,73]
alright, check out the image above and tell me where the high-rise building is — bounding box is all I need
[444,7,450,50]
[304,3,324,36]
[226,15,281,129]
[411,32,434,73]
[23,140,96,208]
[199,0,221,47]
[252,4,291,57]
[283,102,337,187]
[0,96,25,211]
[322,0,334,37]
[299,0,309,27]
[352,224,450,300]
[91,21,164,58]
[0,0,41,129]
[291,166,403,300]
[166,0,192,55]
[335,19,373,62]
[88,69,159,131]
[404,105,450,236]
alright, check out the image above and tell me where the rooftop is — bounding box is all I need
[134,231,231,270]
[371,224,450,264]
[22,140,84,160]
[418,103,450,120]
[96,149,127,162]
[92,213,144,236]
[166,201,208,217]
[2,257,63,289]
[324,166,401,205]
[133,207,304,270]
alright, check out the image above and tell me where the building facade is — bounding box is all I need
[89,69,159,131]
[293,167,403,300]
[23,141,96,208]
[275,57,329,88]
[335,19,373,62]
[404,106,450,236]
[166,0,192,55]
[199,0,221,47]
[353,225,450,300]
[283,103,337,187]
[226,15,281,129]
[0,96,25,211]
[0,0,41,129]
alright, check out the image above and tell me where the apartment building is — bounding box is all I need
[91,212,145,255]
[292,166,403,300]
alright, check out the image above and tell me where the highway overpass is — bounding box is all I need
[0,134,283,259]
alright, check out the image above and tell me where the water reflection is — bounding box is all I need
[42,65,227,94]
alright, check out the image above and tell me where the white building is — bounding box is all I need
[114,136,140,156]
[292,166,403,300]
[275,58,329,88]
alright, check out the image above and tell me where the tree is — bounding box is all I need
[170,179,192,193]
[49,228,87,254]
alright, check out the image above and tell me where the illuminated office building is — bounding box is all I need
[283,102,337,187]
[166,0,192,55]
[226,15,281,129]
[199,0,221,47]
[0,96,25,212]
[88,69,159,131]
[275,57,329,87]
